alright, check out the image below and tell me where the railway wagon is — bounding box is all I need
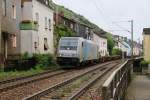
[57,37,99,66]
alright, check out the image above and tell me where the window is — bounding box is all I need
[44,38,49,51]
[34,42,38,49]
[45,0,48,5]
[48,19,51,30]
[35,13,39,23]
[70,24,73,29]
[12,5,16,19]
[11,35,17,48]
[2,0,6,16]
[45,17,48,29]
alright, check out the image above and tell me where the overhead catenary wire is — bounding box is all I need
[91,0,132,34]
[91,0,113,31]
[54,0,132,35]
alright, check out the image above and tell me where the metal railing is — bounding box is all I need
[102,60,132,100]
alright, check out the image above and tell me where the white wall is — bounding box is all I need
[133,46,140,56]
[21,2,33,21]
[20,30,38,54]
[93,33,108,56]
[20,0,54,54]
[33,0,54,54]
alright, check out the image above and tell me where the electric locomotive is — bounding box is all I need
[57,37,99,66]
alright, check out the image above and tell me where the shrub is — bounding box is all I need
[112,48,122,56]
[33,54,57,69]
[140,60,149,68]
[20,52,32,60]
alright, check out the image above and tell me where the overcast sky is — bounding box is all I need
[53,0,150,42]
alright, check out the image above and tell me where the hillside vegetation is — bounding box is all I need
[52,2,106,34]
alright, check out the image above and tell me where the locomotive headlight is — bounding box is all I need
[72,54,77,57]
[59,53,63,57]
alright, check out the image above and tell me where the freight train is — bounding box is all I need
[57,37,120,67]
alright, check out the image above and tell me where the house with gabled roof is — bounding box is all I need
[53,9,93,40]
[93,32,108,57]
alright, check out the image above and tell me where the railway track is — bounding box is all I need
[0,70,67,92]
[70,62,124,100]
[23,61,121,100]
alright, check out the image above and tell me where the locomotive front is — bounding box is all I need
[57,37,82,65]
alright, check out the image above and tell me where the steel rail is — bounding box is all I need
[23,61,118,100]
[0,70,67,92]
[68,62,123,100]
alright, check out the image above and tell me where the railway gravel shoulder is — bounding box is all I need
[23,61,120,100]
[0,61,118,100]
[73,61,125,100]
[0,70,66,92]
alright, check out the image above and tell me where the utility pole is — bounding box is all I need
[110,20,134,61]
[130,20,134,61]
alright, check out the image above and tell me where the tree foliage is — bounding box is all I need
[112,48,122,56]
[54,24,75,41]
[53,4,104,33]
[106,34,115,55]
[54,24,75,52]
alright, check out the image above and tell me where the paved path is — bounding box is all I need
[126,75,150,100]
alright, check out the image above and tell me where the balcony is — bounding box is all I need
[20,20,38,31]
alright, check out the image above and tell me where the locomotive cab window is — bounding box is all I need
[59,38,78,50]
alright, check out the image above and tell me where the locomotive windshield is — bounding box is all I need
[59,38,78,50]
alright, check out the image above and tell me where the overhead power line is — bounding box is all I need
[90,0,113,30]
[112,22,131,33]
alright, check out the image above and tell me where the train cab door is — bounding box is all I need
[82,41,87,61]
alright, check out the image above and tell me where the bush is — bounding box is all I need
[112,48,122,56]
[20,52,32,60]
[33,54,58,69]
[141,60,149,68]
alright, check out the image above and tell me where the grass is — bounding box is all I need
[146,73,150,79]
[0,67,45,81]
[51,75,93,99]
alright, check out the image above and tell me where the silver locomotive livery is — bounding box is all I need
[57,37,99,66]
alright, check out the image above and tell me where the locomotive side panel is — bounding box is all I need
[82,40,99,62]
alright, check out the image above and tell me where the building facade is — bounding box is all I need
[21,0,54,54]
[1,0,22,61]
[113,35,131,57]
[54,13,76,32]
[0,0,2,67]
[143,28,150,62]
[0,0,54,69]
[133,42,142,56]
[54,12,93,40]
[93,33,108,57]
[113,35,142,57]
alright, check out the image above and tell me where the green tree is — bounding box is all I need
[112,48,122,56]
[106,33,115,55]
[54,24,75,53]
